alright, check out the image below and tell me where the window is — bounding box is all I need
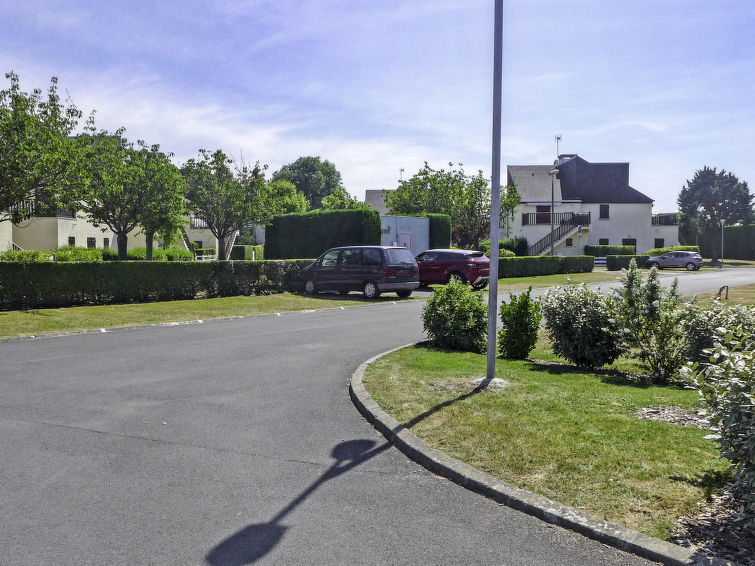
[68,236,75,246]
[599,204,610,219]
[87,237,96,248]
[339,249,361,265]
[565,238,573,247]
[621,238,637,253]
[599,238,609,245]
[103,238,110,248]
[386,248,415,264]
[321,250,339,267]
[362,248,382,265]
[654,238,664,248]
[536,205,551,224]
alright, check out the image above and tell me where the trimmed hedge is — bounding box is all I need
[425,214,452,249]
[101,246,194,261]
[583,245,635,256]
[497,255,593,278]
[642,245,699,256]
[699,225,755,260]
[606,255,651,271]
[231,245,264,260]
[265,209,381,259]
[0,260,312,310]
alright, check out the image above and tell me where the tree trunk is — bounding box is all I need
[117,233,128,261]
[217,235,228,260]
[145,231,154,261]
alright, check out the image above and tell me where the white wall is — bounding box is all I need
[0,220,13,251]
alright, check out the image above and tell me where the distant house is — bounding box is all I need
[508,154,679,255]
[364,189,391,215]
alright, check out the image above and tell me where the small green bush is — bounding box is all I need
[422,280,487,353]
[498,287,541,359]
[102,247,119,261]
[164,246,194,261]
[54,246,103,262]
[682,301,755,363]
[230,245,264,260]
[606,255,650,271]
[584,245,635,256]
[479,237,528,257]
[541,283,623,367]
[0,249,53,262]
[642,245,699,256]
[685,327,755,527]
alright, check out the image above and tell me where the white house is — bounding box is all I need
[507,154,678,255]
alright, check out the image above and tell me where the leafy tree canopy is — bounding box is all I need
[0,71,89,223]
[182,149,268,260]
[321,186,371,210]
[385,162,519,249]
[678,166,753,262]
[265,179,309,218]
[271,156,342,209]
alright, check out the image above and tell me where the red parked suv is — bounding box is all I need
[415,249,490,290]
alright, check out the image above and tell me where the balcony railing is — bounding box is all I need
[522,211,590,226]
[652,213,678,226]
[190,216,209,229]
[5,199,76,219]
[525,211,591,256]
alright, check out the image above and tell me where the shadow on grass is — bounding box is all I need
[524,359,654,388]
[670,469,733,498]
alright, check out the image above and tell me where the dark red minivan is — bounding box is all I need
[416,249,490,290]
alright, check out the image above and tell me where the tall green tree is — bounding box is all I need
[182,149,268,260]
[678,167,753,262]
[321,186,371,210]
[132,142,186,261]
[271,156,342,209]
[265,179,309,217]
[0,72,88,223]
[386,162,517,249]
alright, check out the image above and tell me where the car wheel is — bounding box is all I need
[446,272,466,284]
[396,289,412,298]
[304,279,316,294]
[471,281,488,290]
[647,262,659,269]
[363,280,381,299]
[685,262,696,271]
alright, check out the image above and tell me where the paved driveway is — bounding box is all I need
[3,268,753,565]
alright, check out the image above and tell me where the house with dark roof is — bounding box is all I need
[507,154,678,255]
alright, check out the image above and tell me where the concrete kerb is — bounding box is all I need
[349,343,739,566]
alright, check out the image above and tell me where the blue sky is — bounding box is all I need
[2,0,754,211]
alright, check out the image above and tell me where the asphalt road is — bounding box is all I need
[2,267,753,565]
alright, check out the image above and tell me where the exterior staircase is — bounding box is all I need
[525,212,590,256]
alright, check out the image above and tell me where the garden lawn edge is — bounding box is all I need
[349,342,740,566]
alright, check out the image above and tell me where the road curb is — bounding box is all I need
[349,343,738,566]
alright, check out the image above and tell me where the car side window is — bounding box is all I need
[340,249,361,265]
[321,250,339,267]
[362,248,382,266]
[417,252,438,261]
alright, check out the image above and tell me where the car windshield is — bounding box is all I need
[386,248,415,264]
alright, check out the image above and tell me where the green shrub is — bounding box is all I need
[265,209,381,259]
[422,280,487,353]
[606,255,650,270]
[541,284,623,367]
[54,246,103,262]
[498,287,541,359]
[126,247,167,261]
[0,249,53,262]
[479,237,528,257]
[583,245,635,256]
[682,301,755,363]
[164,246,194,261]
[612,260,691,382]
[497,255,593,278]
[425,214,452,249]
[230,245,264,261]
[685,328,755,527]
[102,247,119,261]
[642,245,699,256]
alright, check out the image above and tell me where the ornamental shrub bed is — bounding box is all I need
[0,260,312,310]
[497,255,593,278]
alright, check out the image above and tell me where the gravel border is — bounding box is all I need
[349,343,741,566]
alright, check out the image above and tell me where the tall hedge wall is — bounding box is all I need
[425,214,452,249]
[497,255,593,278]
[0,260,312,310]
[265,209,381,259]
[699,225,755,260]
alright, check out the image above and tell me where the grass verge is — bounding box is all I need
[495,271,622,293]
[363,345,728,540]
[0,292,404,339]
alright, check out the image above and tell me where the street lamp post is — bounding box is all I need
[549,168,559,255]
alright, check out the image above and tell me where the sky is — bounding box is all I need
[2,0,754,212]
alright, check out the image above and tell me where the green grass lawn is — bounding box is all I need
[363,345,728,540]
[496,270,622,293]
[0,292,402,339]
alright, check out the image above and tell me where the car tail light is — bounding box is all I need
[384,269,395,277]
